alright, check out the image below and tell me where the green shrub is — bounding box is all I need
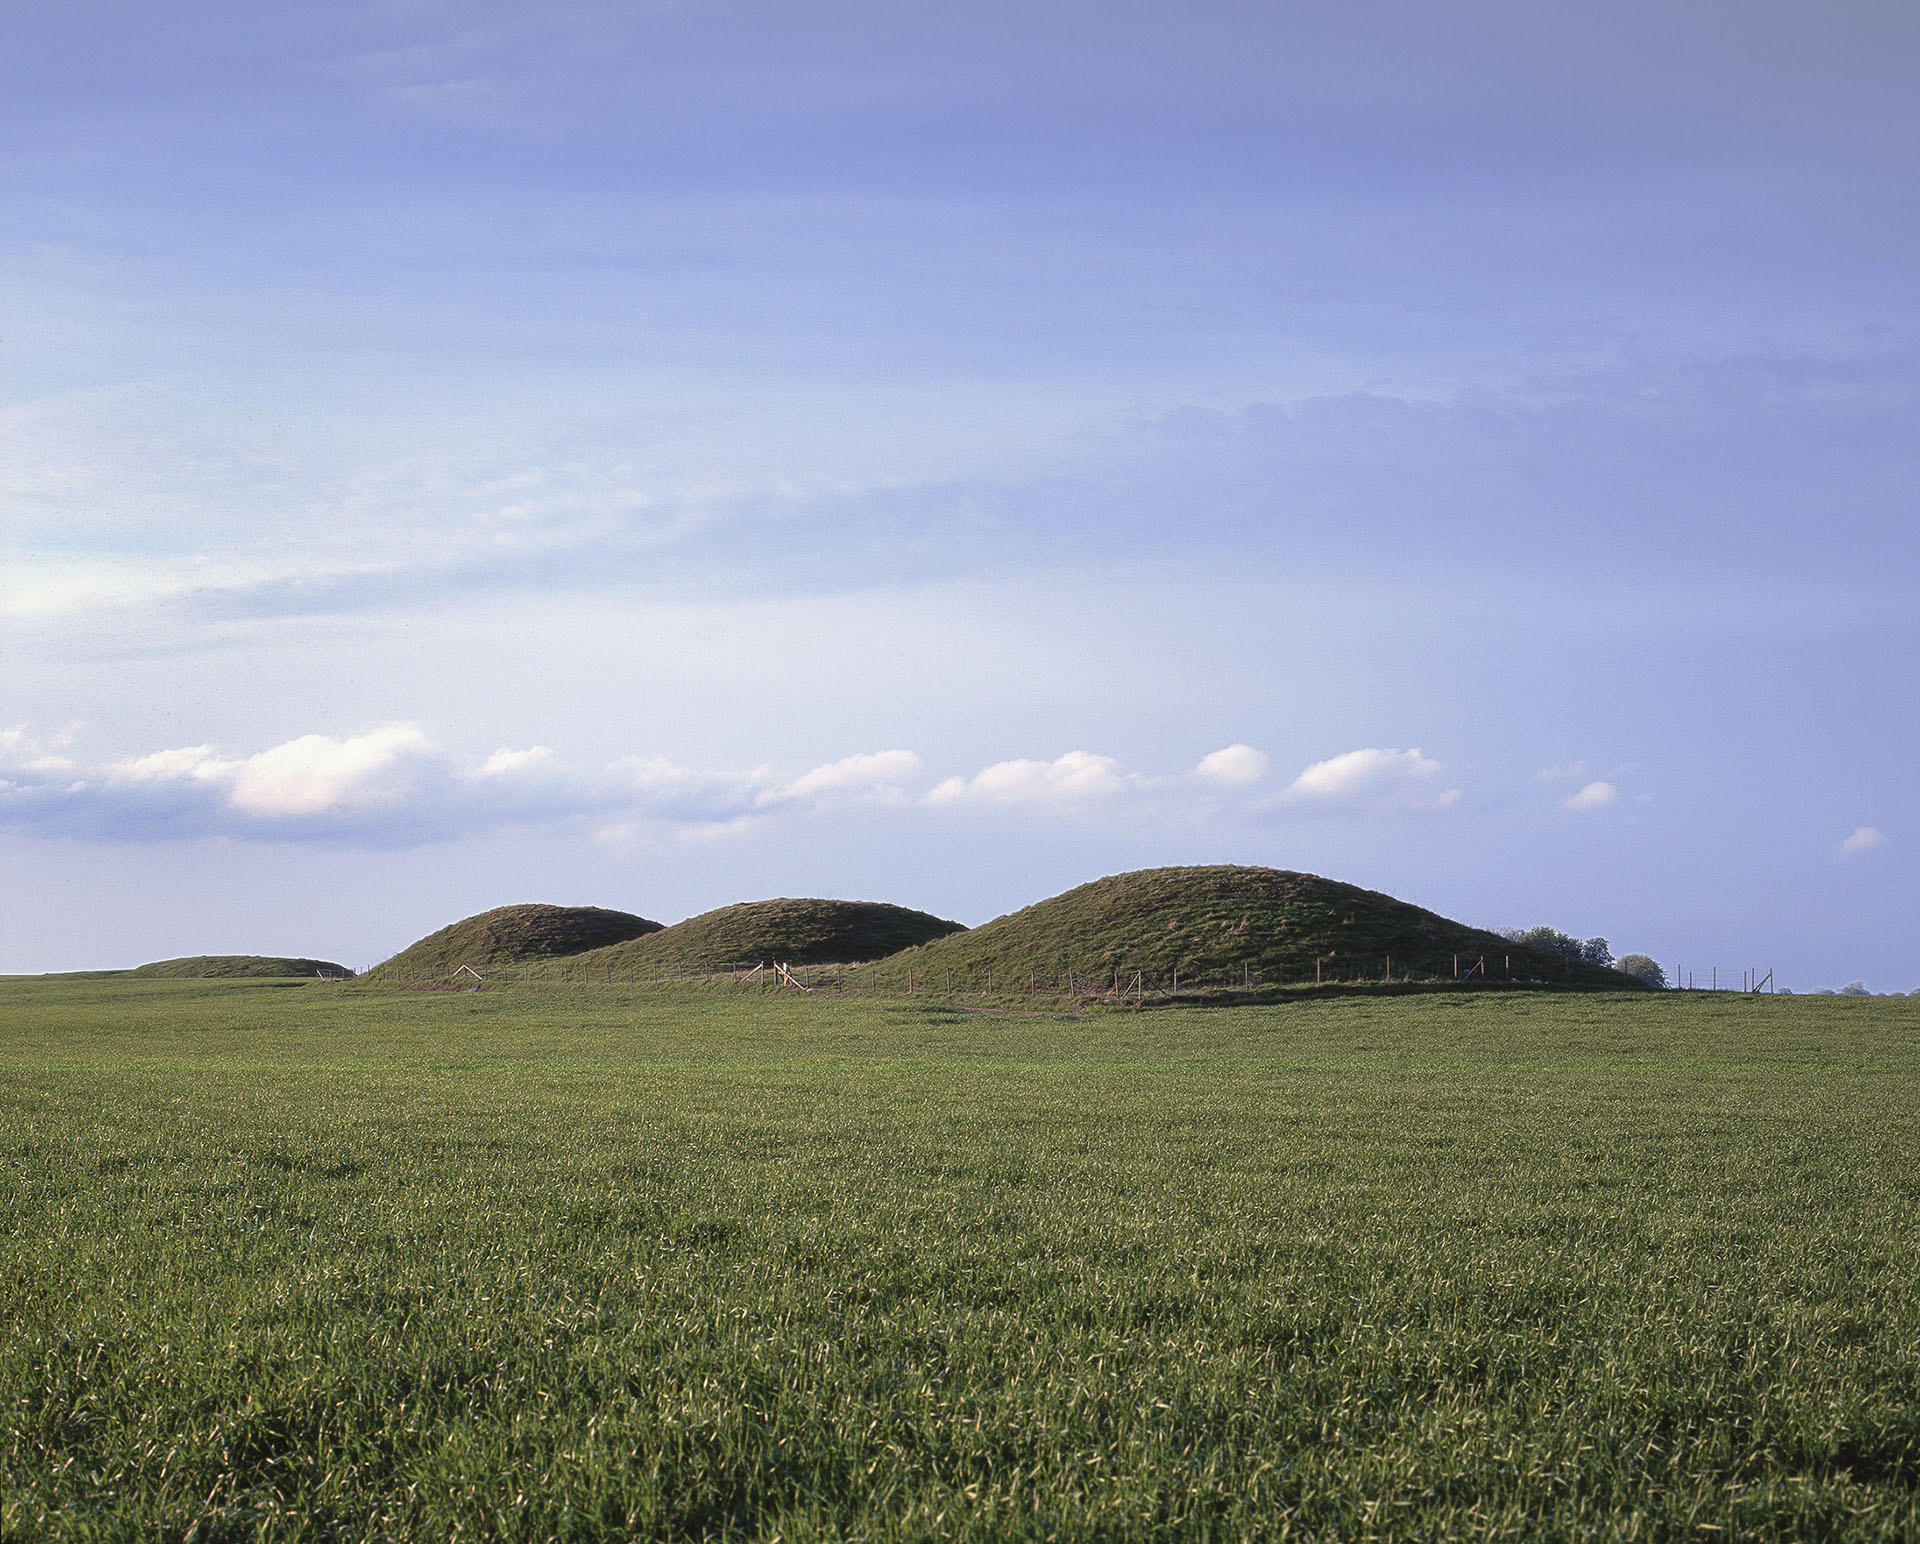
[1615,953,1667,989]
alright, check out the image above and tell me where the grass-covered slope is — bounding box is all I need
[579,898,965,969]
[849,865,1640,989]
[131,955,353,978]
[368,904,661,980]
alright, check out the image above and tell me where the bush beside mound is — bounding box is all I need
[1615,953,1668,989]
[131,956,354,979]
[845,865,1646,991]
[368,904,661,980]
[578,898,966,970]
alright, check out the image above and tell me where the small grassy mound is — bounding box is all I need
[131,956,353,979]
[847,865,1643,992]
[368,905,661,980]
[579,898,966,970]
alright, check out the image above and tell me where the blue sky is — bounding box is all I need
[3,1,1915,987]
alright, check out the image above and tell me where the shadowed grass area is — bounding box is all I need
[2,978,1915,1540]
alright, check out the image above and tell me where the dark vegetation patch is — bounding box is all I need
[365,904,661,981]
[130,955,353,979]
[577,897,966,969]
[847,865,1645,992]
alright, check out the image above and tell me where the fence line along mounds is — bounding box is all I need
[350,952,1691,998]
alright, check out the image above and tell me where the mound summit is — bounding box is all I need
[848,865,1642,990]
[371,904,661,979]
[132,955,353,979]
[579,898,965,970]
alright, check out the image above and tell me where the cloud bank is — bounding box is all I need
[12,346,1918,641]
[2,726,1465,848]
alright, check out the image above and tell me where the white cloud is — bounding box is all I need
[619,755,710,793]
[1,725,80,775]
[1268,747,1461,815]
[680,814,773,843]
[3,724,466,844]
[927,751,1132,808]
[103,726,446,816]
[596,748,925,843]
[1539,760,1587,780]
[928,743,1458,822]
[111,746,233,783]
[226,727,440,816]
[474,745,555,778]
[1561,780,1619,813]
[1195,744,1270,787]
[1841,825,1885,855]
[759,749,920,807]
[603,756,773,826]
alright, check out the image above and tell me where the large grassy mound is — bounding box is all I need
[578,898,965,970]
[131,955,353,979]
[369,904,661,980]
[848,865,1641,990]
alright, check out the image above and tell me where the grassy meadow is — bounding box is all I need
[2,977,1917,1540]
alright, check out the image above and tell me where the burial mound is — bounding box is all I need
[132,955,353,978]
[370,904,661,979]
[846,865,1640,990]
[579,897,965,969]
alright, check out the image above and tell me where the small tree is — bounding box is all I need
[1503,925,1577,960]
[1503,926,1611,969]
[1615,953,1666,989]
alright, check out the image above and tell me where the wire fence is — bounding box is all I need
[1675,967,1774,993]
[341,950,1688,999]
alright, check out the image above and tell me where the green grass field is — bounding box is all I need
[3,978,1916,1541]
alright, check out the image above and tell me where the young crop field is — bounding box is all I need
[2,978,1917,1541]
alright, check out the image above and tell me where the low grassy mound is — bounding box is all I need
[579,898,966,970]
[848,865,1642,991]
[131,956,353,979]
[369,904,661,980]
